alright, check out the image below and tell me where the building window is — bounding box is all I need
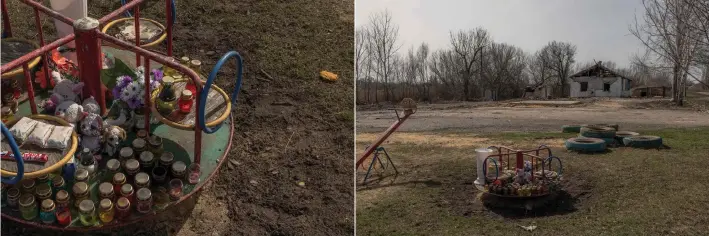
[604,83,610,92]
[580,82,588,92]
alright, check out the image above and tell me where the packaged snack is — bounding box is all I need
[1,151,49,163]
[9,117,39,143]
[47,125,74,150]
[27,122,54,148]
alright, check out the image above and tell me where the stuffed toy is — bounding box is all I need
[45,75,84,112]
[79,113,104,155]
[82,96,100,115]
[102,125,127,157]
[55,100,88,127]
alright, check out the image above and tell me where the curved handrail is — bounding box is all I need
[1,122,24,184]
[121,0,176,25]
[545,155,563,175]
[198,51,244,134]
[482,157,499,181]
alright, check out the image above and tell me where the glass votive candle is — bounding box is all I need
[152,166,168,185]
[135,172,151,189]
[19,193,38,220]
[168,179,183,201]
[6,187,21,208]
[171,161,186,179]
[115,197,131,220]
[188,163,200,185]
[139,151,155,172]
[159,152,174,169]
[135,188,152,214]
[39,199,56,224]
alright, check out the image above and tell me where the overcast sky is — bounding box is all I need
[355,0,647,68]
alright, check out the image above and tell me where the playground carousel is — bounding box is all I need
[474,145,564,210]
[1,0,241,231]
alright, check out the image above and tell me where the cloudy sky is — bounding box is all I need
[355,0,647,68]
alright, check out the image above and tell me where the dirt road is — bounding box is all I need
[357,101,709,133]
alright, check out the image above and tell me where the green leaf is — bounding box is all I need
[101,57,137,89]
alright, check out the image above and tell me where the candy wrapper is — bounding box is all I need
[8,117,39,143]
[47,125,73,149]
[27,122,54,148]
[1,151,48,163]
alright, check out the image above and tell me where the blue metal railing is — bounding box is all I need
[198,51,244,134]
[1,122,24,184]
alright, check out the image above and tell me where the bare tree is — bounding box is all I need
[630,0,704,105]
[540,41,577,97]
[415,43,431,100]
[484,43,527,100]
[449,28,490,100]
[368,10,401,102]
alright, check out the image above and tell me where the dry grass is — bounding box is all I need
[356,127,709,235]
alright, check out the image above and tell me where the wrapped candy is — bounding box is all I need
[9,117,39,143]
[47,126,73,149]
[27,122,54,148]
[1,151,49,163]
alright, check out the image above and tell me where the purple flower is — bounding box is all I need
[127,96,142,109]
[112,86,122,99]
[116,75,133,89]
[151,69,164,82]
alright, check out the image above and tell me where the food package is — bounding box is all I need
[8,117,39,143]
[47,125,73,150]
[27,122,54,148]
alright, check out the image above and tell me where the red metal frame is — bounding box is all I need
[0,0,202,164]
[485,145,554,180]
[356,109,414,168]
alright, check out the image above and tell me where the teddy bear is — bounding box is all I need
[55,100,88,127]
[79,113,104,155]
[45,73,84,112]
[82,96,100,115]
[102,125,127,157]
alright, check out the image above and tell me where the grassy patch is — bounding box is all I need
[357,127,709,235]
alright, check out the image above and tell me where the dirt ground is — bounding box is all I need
[357,97,709,134]
[3,0,353,235]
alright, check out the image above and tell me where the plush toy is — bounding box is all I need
[82,96,100,115]
[45,74,84,112]
[79,113,104,155]
[102,125,127,157]
[523,160,533,172]
[55,100,88,127]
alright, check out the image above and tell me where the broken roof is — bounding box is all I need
[570,61,631,80]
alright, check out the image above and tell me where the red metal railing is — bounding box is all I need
[1,0,203,164]
[485,145,554,180]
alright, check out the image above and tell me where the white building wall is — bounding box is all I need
[568,76,630,98]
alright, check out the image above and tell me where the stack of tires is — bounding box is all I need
[563,124,664,151]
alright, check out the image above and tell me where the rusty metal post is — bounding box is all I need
[1,0,11,37]
[515,151,523,170]
[73,17,106,115]
[143,57,151,131]
[165,0,173,56]
[34,8,51,91]
[22,64,37,114]
[134,0,141,66]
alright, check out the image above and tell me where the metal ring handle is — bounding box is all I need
[122,0,176,25]
[1,122,24,184]
[545,155,563,175]
[482,157,499,182]
[198,51,244,134]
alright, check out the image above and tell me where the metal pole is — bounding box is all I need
[165,0,173,56]
[355,110,413,168]
[73,17,106,115]
[1,0,12,37]
[134,0,141,66]
[34,8,51,91]
[23,63,37,114]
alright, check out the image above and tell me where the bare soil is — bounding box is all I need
[357,98,709,133]
[3,0,354,235]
